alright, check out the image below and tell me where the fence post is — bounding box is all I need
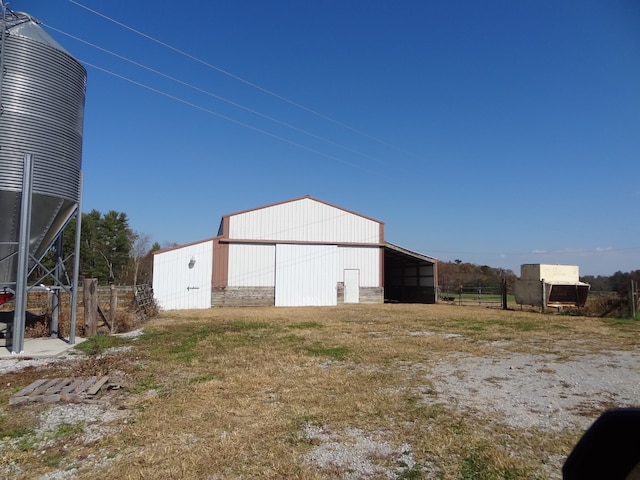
[110,284,117,334]
[502,279,508,310]
[83,278,98,337]
[631,280,638,319]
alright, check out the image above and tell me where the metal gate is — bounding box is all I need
[439,283,510,308]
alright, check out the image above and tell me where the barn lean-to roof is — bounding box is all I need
[384,242,438,265]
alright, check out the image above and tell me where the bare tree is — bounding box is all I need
[129,231,152,287]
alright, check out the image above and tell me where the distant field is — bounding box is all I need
[1,303,639,479]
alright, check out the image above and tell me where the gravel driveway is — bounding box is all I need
[430,349,640,432]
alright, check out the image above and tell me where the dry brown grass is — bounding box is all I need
[2,304,639,479]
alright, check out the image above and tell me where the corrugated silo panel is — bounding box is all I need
[0,13,87,285]
[152,241,213,310]
[338,246,381,287]
[229,198,380,243]
[275,244,338,306]
[227,243,275,287]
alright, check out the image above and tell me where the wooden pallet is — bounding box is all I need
[9,376,110,406]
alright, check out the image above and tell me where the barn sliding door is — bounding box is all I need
[275,244,338,306]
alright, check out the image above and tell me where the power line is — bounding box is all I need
[45,24,390,168]
[427,246,640,256]
[67,0,425,161]
[80,59,383,175]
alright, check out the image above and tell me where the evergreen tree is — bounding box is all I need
[60,209,133,284]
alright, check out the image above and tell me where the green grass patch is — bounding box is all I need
[459,445,525,480]
[75,335,130,355]
[287,321,323,330]
[397,462,425,480]
[0,426,34,440]
[52,422,85,439]
[17,435,37,452]
[227,321,271,332]
[451,318,544,334]
[42,450,67,468]
[303,343,350,360]
[140,328,173,342]
[169,326,212,363]
[283,334,307,346]
[130,374,163,394]
[603,318,640,329]
[146,322,277,364]
[187,373,219,385]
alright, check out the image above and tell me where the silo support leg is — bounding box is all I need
[11,153,34,354]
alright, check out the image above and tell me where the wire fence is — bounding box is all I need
[437,283,639,317]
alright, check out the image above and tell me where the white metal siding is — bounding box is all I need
[275,244,338,306]
[152,241,213,310]
[521,264,580,283]
[227,243,275,287]
[338,246,380,287]
[229,198,380,243]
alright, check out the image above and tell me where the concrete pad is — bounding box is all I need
[0,336,86,359]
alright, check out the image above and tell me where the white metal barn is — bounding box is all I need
[151,239,214,310]
[152,196,437,309]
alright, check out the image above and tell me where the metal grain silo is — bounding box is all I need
[0,9,86,287]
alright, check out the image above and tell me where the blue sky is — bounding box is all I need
[13,0,640,276]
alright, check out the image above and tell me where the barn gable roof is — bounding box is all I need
[217,196,384,244]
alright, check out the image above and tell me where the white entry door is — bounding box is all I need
[344,269,360,304]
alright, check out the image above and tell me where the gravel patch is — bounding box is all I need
[0,350,81,375]
[114,328,144,339]
[430,349,640,431]
[304,347,640,479]
[37,403,129,441]
[303,424,426,479]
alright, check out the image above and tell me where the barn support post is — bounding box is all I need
[83,278,98,337]
[541,279,546,313]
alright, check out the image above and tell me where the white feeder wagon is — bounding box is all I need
[514,264,590,310]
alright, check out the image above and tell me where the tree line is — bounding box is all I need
[35,209,160,286]
[438,259,639,297]
[437,260,517,293]
[581,270,640,295]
